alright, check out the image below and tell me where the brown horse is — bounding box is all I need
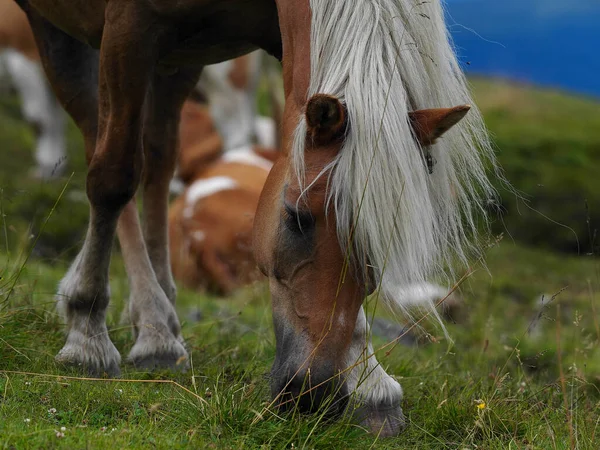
[16,0,495,436]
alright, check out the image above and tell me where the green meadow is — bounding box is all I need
[1,79,599,449]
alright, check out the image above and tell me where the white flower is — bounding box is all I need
[60,426,66,432]
[24,418,31,423]
[55,431,65,438]
[48,408,57,414]
[25,382,32,386]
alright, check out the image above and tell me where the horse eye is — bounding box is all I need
[284,204,315,234]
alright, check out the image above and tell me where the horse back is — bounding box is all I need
[21,0,281,61]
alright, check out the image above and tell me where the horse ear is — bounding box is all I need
[305,94,347,145]
[409,105,471,146]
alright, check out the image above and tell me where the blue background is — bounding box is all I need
[445,0,600,97]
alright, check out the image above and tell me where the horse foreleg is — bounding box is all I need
[116,69,200,370]
[345,307,406,437]
[18,7,119,375]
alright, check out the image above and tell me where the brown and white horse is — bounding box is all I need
[169,56,280,194]
[0,0,65,178]
[15,0,496,435]
[169,99,276,294]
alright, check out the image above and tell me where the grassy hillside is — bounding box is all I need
[471,78,600,253]
[1,79,599,448]
[2,78,599,258]
[0,93,88,259]
[1,236,599,448]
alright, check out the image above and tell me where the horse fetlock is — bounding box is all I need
[56,268,110,322]
[129,284,182,337]
[127,323,188,371]
[55,322,121,377]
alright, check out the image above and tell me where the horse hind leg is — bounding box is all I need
[117,201,188,370]
[120,68,201,369]
[141,68,202,301]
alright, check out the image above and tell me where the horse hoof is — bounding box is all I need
[129,353,189,372]
[127,333,189,372]
[55,336,121,378]
[356,402,406,437]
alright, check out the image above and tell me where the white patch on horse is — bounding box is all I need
[296,0,499,322]
[254,116,277,148]
[192,230,206,242]
[390,282,449,306]
[222,146,273,171]
[186,176,238,205]
[345,308,403,406]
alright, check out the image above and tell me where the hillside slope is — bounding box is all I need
[471,78,600,253]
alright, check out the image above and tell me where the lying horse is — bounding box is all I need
[169,99,276,294]
[169,61,279,194]
[16,0,495,436]
[0,0,65,178]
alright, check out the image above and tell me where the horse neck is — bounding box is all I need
[276,0,312,156]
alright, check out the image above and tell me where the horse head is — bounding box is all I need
[254,0,495,436]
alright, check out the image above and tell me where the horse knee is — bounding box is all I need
[87,149,143,213]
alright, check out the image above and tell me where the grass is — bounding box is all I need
[1,240,599,448]
[1,80,600,448]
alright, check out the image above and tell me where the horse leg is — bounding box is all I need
[140,69,201,304]
[19,7,99,162]
[25,2,170,374]
[117,199,187,369]
[346,307,406,437]
[18,8,120,375]
[118,69,200,368]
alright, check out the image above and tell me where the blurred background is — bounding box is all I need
[0,1,599,446]
[447,0,600,253]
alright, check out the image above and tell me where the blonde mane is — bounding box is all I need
[293,0,497,310]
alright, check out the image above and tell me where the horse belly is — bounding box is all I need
[28,0,105,47]
[160,0,281,65]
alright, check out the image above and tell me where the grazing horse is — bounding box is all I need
[16,0,495,436]
[0,0,65,178]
